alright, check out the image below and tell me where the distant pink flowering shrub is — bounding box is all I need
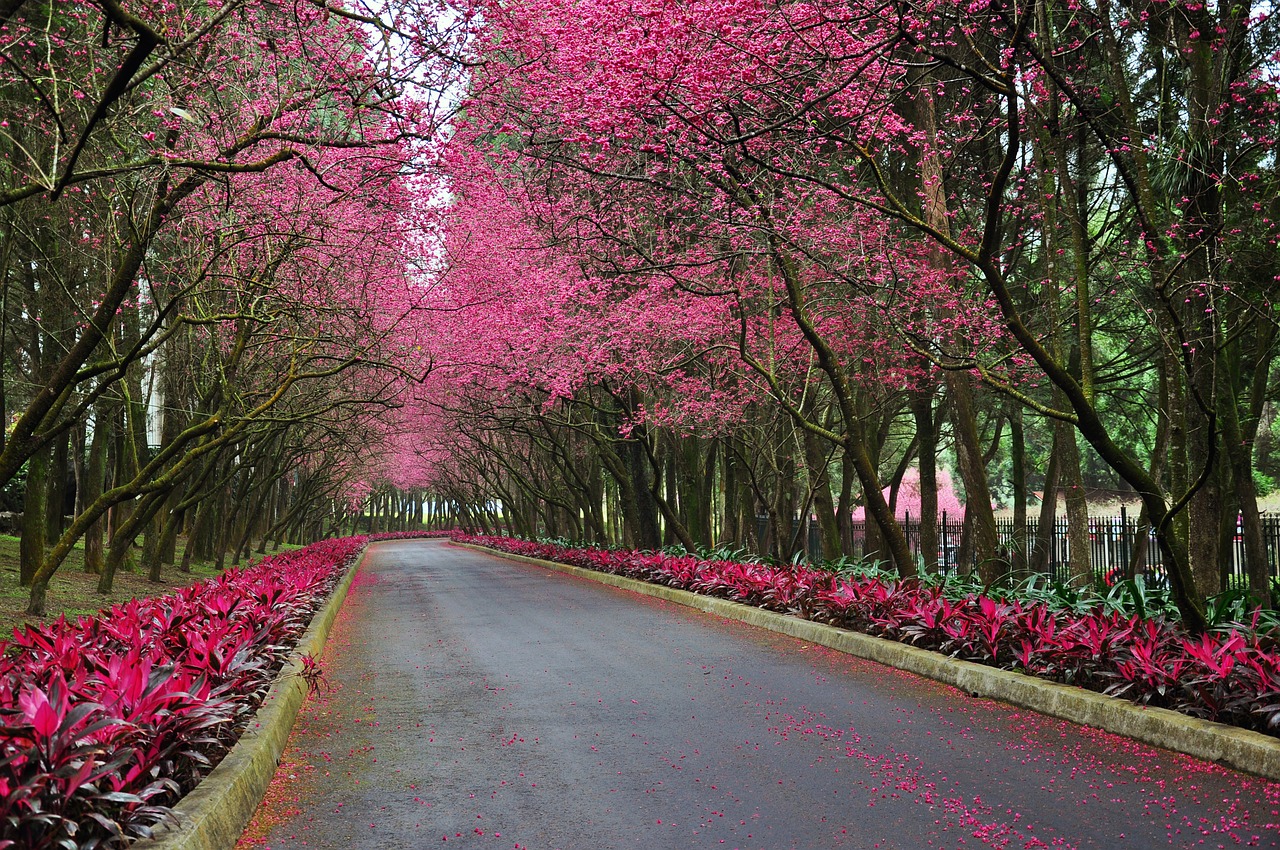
[0,536,366,849]
[457,535,1280,738]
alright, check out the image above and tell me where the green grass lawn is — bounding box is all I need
[0,535,298,637]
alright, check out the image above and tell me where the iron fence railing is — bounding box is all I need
[831,512,1280,586]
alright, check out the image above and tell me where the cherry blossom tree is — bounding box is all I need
[412,0,1280,631]
[1,0,459,613]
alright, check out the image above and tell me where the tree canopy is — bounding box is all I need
[4,0,1279,630]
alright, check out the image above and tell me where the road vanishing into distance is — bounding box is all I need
[238,540,1280,850]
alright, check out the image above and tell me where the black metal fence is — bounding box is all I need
[838,512,1280,586]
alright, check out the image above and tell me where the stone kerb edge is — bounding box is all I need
[454,541,1280,781]
[133,544,370,850]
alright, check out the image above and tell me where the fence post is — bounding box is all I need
[1119,505,1130,579]
[904,508,912,564]
[941,510,948,575]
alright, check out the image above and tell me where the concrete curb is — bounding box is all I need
[455,541,1280,781]
[133,545,370,850]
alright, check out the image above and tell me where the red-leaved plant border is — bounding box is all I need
[0,537,368,849]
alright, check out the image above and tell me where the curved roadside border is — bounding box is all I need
[133,544,371,850]
[454,541,1280,781]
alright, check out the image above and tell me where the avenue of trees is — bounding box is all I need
[399,0,1280,634]
[4,0,1280,634]
[0,0,467,613]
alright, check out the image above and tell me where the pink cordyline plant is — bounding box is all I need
[0,537,366,849]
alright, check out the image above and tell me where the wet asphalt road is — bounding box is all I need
[239,540,1280,849]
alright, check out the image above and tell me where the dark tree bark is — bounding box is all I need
[18,443,48,586]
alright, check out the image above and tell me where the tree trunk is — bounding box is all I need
[1008,401,1029,577]
[44,431,67,546]
[836,450,855,557]
[1221,329,1272,607]
[19,444,49,586]
[947,374,1003,583]
[1030,423,1061,577]
[1061,423,1093,588]
[100,490,168,593]
[1184,296,1224,602]
[804,428,842,561]
[623,433,661,549]
[911,387,940,574]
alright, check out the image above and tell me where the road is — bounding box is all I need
[238,539,1280,849]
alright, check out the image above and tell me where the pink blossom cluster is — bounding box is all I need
[386,0,1051,493]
